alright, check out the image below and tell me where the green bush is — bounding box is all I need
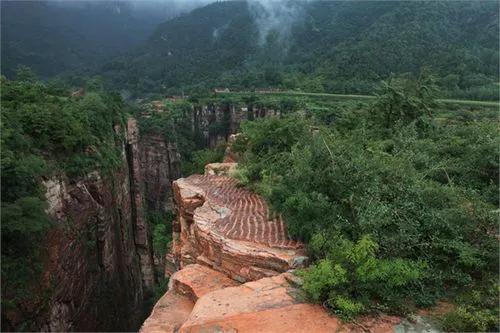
[301,235,425,319]
[181,145,225,176]
[234,78,498,326]
[440,281,499,332]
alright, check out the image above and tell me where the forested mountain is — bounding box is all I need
[100,1,499,99]
[0,0,208,79]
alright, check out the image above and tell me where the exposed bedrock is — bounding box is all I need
[138,131,181,213]
[172,169,307,282]
[143,265,402,333]
[192,103,280,149]
[179,272,344,333]
[140,264,239,333]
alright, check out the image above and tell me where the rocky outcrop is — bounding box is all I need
[204,162,237,176]
[141,161,416,333]
[143,266,402,333]
[141,269,340,333]
[170,264,239,302]
[222,134,240,163]
[140,264,238,333]
[179,272,342,333]
[172,169,306,282]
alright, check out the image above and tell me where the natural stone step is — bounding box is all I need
[178,272,341,332]
[140,264,240,333]
[178,272,403,333]
[171,264,239,302]
[139,290,194,333]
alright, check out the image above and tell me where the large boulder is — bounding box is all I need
[179,273,339,333]
[140,264,239,333]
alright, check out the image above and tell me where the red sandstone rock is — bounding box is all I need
[143,269,403,333]
[171,264,239,302]
[172,174,307,282]
[144,166,405,333]
[182,304,341,333]
[139,290,194,333]
[179,273,340,333]
[140,264,240,333]
[179,272,402,333]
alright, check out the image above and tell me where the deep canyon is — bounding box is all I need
[16,101,283,331]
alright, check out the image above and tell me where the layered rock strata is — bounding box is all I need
[39,119,154,331]
[143,266,404,333]
[140,264,238,333]
[172,170,306,282]
[179,272,342,333]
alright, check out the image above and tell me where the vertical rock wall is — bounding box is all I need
[127,119,155,291]
[39,119,156,332]
[138,133,181,213]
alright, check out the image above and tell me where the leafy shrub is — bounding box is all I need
[440,281,499,332]
[301,235,425,319]
[181,145,225,176]
[234,79,498,326]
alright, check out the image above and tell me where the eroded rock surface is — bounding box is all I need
[172,171,306,282]
[140,264,238,333]
[140,290,194,333]
[35,119,153,332]
[204,162,237,176]
[179,273,342,333]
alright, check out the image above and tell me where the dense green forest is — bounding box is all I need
[0,1,191,79]
[231,74,499,332]
[97,1,499,100]
[2,1,498,100]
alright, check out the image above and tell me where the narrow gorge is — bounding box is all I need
[2,2,498,331]
[37,118,180,331]
[8,100,286,331]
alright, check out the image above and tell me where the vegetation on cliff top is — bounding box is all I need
[232,74,499,331]
[1,71,127,330]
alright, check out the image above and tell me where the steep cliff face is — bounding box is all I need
[193,103,279,149]
[136,100,274,218]
[139,133,181,213]
[39,119,155,331]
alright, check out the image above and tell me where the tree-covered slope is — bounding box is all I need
[101,1,499,99]
[0,1,169,78]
